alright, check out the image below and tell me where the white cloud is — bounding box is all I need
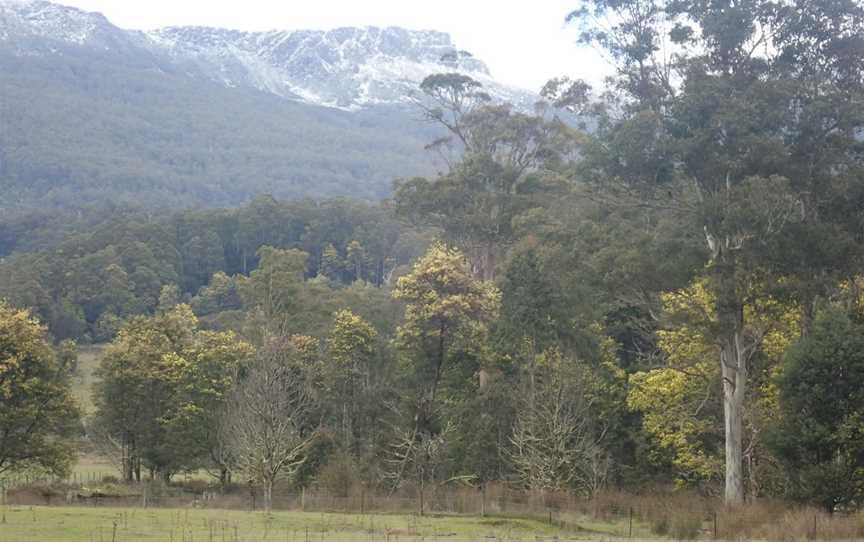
[55,0,611,91]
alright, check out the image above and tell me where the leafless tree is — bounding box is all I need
[207,413,237,485]
[88,423,137,481]
[509,365,609,496]
[385,418,454,516]
[221,340,317,511]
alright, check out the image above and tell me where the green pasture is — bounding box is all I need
[0,507,656,542]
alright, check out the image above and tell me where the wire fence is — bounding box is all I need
[1,475,862,540]
[0,477,657,538]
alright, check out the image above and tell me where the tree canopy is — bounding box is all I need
[0,302,79,477]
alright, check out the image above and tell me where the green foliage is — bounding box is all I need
[328,309,378,372]
[0,0,862,504]
[568,0,864,503]
[397,82,578,280]
[496,249,565,353]
[0,197,426,342]
[628,283,725,486]
[93,305,252,481]
[393,242,500,405]
[191,272,241,316]
[628,281,800,490]
[0,301,79,477]
[320,244,346,281]
[324,309,380,451]
[237,246,309,322]
[769,308,864,511]
[448,369,518,485]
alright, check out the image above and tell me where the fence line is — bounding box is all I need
[1,483,648,538]
[1,475,860,540]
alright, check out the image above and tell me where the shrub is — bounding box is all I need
[316,452,363,498]
[670,512,703,540]
[651,515,670,536]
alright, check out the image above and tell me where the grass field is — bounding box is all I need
[71,344,105,417]
[70,344,120,483]
[0,507,653,542]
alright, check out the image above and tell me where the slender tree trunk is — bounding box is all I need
[264,478,273,512]
[720,327,746,506]
[429,323,446,405]
[800,293,817,338]
[483,242,497,281]
[418,475,425,516]
[342,401,350,449]
[746,450,758,502]
[122,438,133,482]
[472,243,498,281]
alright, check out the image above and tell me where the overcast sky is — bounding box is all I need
[55,0,611,91]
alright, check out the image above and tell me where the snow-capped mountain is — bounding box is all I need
[0,0,138,49]
[0,0,543,210]
[146,26,528,110]
[0,0,537,111]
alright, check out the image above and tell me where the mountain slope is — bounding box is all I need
[0,1,538,210]
[146,26,516,110]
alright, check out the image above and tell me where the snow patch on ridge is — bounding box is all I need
[0,1,539,111]
[0,0,106,44]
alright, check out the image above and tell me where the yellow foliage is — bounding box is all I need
[288,334,320,366]
[628,364,721,483]
[328,309,377,367]
[628,279,800,485]
[392,242,500,391]
[393,241,500,352]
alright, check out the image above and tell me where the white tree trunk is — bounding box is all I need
[708,225,748,506]
[721,330,746,505]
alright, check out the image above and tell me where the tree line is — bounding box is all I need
[1,0,863,514]
[0,197,430,342]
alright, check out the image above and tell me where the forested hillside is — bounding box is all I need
[0,196,432,341]
[0,42,441,209]
[1,0,864,527]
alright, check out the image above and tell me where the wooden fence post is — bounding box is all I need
[628,507,633,538]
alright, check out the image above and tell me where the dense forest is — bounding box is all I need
[0,39,441,210]
[2,0,864,518]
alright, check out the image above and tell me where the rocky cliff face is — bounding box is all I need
[0,0,141,49]
[0,0,537,110]
[147,26,501,109]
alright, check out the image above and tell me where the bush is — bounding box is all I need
[651,515,670,536]
[768,308,864,512]
[670,512,703,540]
[316,452,363,498]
